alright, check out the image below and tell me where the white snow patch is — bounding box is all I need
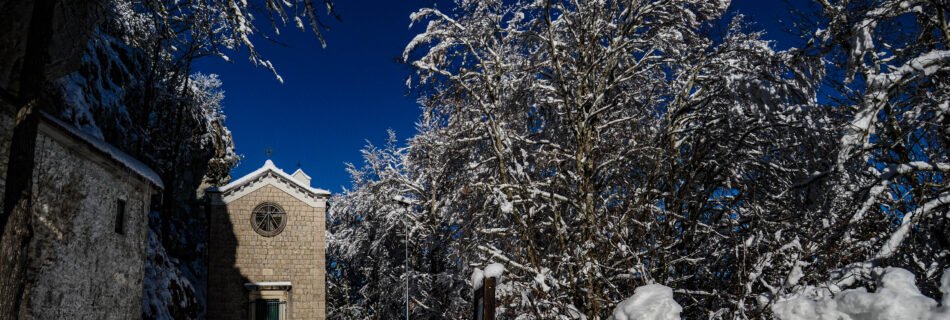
[772,267,950,320]
[142,226,199,319]
[471,263,506,291]
[471,268,485,290]
[534,272,550,292]
[484,263,505,279]
[942,270,950,306]
[610,284,682,320]
[500,200,513,214]
[788,264,805,286]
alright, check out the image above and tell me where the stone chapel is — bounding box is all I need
[0,110,162,319]
[207,159,330,320]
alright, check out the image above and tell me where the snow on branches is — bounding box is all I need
[110,0,338,83]
[391,0,825,318]
[329,0,950,319]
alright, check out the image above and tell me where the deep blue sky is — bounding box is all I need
[195,0,806,193]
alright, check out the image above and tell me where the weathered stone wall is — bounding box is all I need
[20,124,151,320]
[209,184,326,320]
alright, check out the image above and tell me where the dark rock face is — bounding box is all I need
[0,0,33,94]
[0,0,103,101]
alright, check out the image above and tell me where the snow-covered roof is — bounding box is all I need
[39,112,164,189]
[291,168,310,180]
[213,159,330,197]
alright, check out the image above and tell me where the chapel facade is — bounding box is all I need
[207,160,330,320]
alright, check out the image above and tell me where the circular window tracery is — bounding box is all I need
[251,202,287,237]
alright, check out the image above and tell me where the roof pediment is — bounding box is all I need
[210,160,329,207]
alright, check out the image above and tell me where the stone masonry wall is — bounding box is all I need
[209,184,326,320]
[22,126,151,320]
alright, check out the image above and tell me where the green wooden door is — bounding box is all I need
[255,299,281,320]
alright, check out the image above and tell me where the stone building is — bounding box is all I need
[0,110,163,319]
[207,160,330,320]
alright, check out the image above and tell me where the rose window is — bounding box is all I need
[251,202,287,237]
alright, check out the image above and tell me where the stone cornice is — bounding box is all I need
[218,171,327,208]
[208,160,330,208]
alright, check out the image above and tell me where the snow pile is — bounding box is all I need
[485,263,506,279]
[772,267,950,320]
[142,225,201,319]
[471,263,506,290]
[610,284,682,320]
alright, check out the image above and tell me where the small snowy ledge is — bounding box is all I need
[610,284,682,320]
[772,267,950,320]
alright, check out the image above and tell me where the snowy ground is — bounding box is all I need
[471,263,949,320]
[772,267,950,320]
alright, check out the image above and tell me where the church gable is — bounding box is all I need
[215,160,329,208]
[207,159,329,319]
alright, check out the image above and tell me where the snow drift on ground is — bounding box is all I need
[142,225,200,319]
[772,267,950,320]
[610,284,683,320]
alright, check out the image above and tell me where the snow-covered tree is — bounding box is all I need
[761,0,950,309]
[330,0,831,319]
[327,133,411,319]
[113,0,338,82]
[189,73,240,185]
[327,130,470,319]
[331,0,949,319]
